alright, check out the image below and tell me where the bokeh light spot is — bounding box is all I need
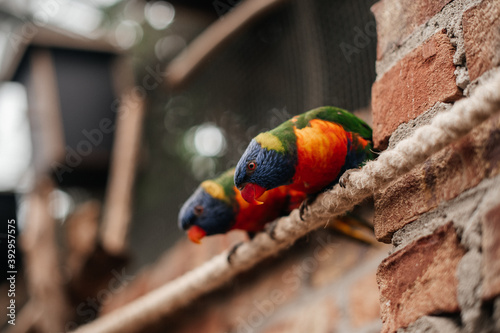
[193,124,226,157]
[49,189,74,221]
[145,2,175,30]
[115,20,143,49]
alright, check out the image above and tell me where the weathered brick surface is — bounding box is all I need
[463,0,500,81]
[349,269,381,327]
[374,113,500,242]
[482,203,500,300]
[400,316,461,333]
[371,30,462,149]
[377,223,466,333]
[371,0,453,60]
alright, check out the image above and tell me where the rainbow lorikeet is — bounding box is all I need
[178,168,306,244]
[234,106,373,209]
[179,168,377,248]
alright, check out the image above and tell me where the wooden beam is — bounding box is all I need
[100,91,145,255]
[18,178,71,333]
[165,0,289,89]
[29,48,65,175]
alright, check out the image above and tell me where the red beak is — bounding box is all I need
[187,225,207,244]
[240,183,266,205]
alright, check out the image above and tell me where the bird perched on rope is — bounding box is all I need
[179,168,377,250]
[234,106,374,217]
[178,168,306,244]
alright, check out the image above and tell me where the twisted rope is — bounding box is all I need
[75,71,500,333]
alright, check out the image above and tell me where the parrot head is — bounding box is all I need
[234,137,296,204]
[178,186,236,244]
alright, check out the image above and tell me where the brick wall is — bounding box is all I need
[371,0,500,332]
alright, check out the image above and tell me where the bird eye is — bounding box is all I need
[193,205,203,216]
[247,161,257,171]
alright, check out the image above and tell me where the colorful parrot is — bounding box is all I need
[178,168,306,244]
[234,106,373,211]
[179,168,378,247]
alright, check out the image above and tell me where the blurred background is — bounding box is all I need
[0,0,377,331]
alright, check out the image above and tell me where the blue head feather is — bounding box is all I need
[178,187,236,235]
[234,139,296,190]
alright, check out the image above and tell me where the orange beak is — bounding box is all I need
[240,183,266,205]
[187,225,207,244]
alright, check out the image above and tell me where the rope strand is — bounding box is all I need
[74,70,500,333]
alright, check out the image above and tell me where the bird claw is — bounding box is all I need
[339,169,355,188]
[299,194,319,221]
[299,201,308,221]
[265,220,279,240]
[227,242,244,265]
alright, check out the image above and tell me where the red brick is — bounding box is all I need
[371,30,462,149]
[374,113,500,242]
[371,0,453,60]
[349,269,381,327]
[377,223,466,333]
[463,0,500,81]
[482,203,500,300]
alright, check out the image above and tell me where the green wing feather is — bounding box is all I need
[293,106,372,140]
[267,106,372,151]
[213,168,237,199]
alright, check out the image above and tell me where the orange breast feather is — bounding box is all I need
[291,119,348,193]
[231,186,306,232]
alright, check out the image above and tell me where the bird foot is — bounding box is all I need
[247,231,256,240]
[299,201,307,221]
[265,220,279,240]
[299,194,319,221]
[339,169,356,188]
[227,242,244,265]
[227,232,258,264]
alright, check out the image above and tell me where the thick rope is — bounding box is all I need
[74,71,500,333]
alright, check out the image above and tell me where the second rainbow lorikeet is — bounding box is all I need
[178,168,306,244]
[234,106,373,213]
